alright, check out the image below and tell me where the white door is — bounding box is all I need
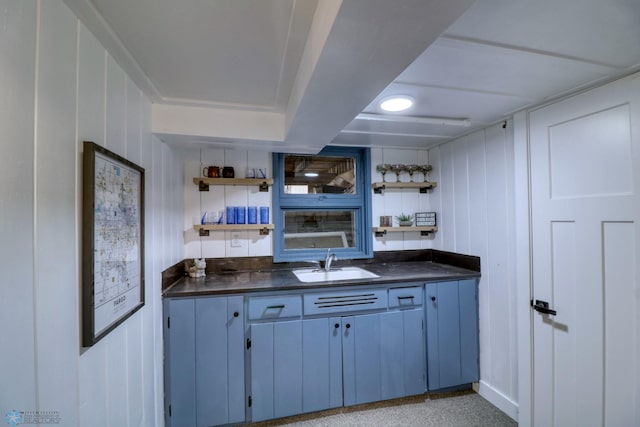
[529,74,640,426]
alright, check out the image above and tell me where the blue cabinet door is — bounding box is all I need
[250,320,303,422]
[164,297,245,427]
[425,280,479,390]
[302,317,343,412]
[343,310,426,406]
[195,296,245,426]
[380,308,426,399]
[164,298,197,427]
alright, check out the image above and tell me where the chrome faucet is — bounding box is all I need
[324,249,337,271]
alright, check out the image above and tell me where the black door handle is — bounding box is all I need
[532,299,557,316]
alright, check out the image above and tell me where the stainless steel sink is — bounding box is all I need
[292,266,379,283]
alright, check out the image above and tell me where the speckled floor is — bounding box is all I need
[254,391,517,427]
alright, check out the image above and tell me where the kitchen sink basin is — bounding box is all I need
[292,266,379,283]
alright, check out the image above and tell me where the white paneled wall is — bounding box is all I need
[0,1,183,426]
[184,148,272,259]
[428,122,518,418]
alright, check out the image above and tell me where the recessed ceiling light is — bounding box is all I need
[304,172,319,177]
[380,96,414,112]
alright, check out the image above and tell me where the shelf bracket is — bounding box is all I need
[419,187,430,194]
[198,180,209,192]
[259,227,270,236]
[373,184,385,194]
[199,229,210,237]
[420,230,433,236]
[375,230,387,237]
[259,181,269,192]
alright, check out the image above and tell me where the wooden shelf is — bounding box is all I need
[193,224,275,236]
[193,177,274,192]
[373,226,438,237]
[372,181,437,194]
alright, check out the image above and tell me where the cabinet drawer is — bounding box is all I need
[304,289,388,315]
[388,286,423,308]
[248,295,302,320]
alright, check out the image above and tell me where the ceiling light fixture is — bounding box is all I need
[304,172,319,177]
[380,96,414,112]
[356,113,471,127]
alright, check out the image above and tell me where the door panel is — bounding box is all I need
[352,314,382,405]
[166,299,196,427]
[302,317,343,412]
[195,298,228,426]
[226,296,245,423]
[250,323,274,422]
[250,320,303,422]
[400,308,426,396]
[529,75,640,426]
[273,321,303,418]
[380,311,404,399]
[458,279,479,384]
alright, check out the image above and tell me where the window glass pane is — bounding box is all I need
[283,211,356,249]
[283,154,356,194]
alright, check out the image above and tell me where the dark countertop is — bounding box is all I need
[163,257,481,298]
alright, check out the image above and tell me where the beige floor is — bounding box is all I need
[253,391,517,427]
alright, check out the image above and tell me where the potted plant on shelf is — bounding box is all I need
[395,213,413,227]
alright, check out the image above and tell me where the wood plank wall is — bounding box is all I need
[0,1,184,425]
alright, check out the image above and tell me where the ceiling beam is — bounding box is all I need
[283,0,476,151]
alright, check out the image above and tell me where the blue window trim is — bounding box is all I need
[272,147,373,262]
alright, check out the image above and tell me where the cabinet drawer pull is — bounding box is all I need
[233,311,239,318]
[334,323,340,329]
[345,323,351,329]
[397,295,415,300]
[430,296,436,302]
[266,304,285,309]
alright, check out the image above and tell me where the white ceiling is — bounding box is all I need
[64,0,640,153]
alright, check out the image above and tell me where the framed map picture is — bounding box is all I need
[82,141,145,347]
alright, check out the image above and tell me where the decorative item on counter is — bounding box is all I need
[248,206,258,224]
[222,166,235,178]
[245,167,255,178]
[395,213,413,226]
[259,206,269,224]
[202,165,220,178]
[187,258,206,278]
[415,211,437,226]
[379,215,392,227]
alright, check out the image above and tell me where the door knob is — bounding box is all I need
[532,299,557,316]
[334,323,340,329]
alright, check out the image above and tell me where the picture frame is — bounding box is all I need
[82,141,145,347]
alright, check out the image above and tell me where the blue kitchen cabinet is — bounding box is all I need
[425,279,479,390]
[250,320,303,422]
[249,289,425,421]
[164,296,245,427]
[251,317,345,421]
[302,317,343,412]
[343,309,425,406]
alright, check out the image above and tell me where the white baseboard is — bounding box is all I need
[473,380,519,422]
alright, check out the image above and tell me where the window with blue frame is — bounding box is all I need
[272,147,373,262]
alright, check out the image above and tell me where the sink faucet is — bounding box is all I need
[324,249,337,271]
